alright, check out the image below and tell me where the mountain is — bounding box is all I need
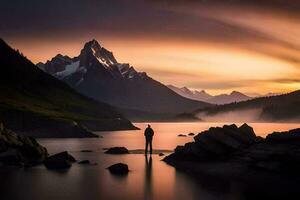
[167,85,213,101]
[38,39,210,117]
[167,85,251,104]
[196,90,300,122]
[209,91,251,104]
[0,38,136,138]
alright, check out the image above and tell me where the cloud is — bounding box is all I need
[151,0,300,13]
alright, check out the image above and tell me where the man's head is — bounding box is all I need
[148,124,151,128]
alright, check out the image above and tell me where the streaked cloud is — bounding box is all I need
[1,0,299,95]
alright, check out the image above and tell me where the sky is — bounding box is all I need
[1,0,300,95]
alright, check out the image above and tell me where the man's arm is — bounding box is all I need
[150,129,154,136]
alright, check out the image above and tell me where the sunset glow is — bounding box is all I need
[2,0,300,95]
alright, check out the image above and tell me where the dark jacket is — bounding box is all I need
[144,127,154,140]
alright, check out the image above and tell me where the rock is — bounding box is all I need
[78,160,90,164]
[178,134,187,137]
[159,153,165,156]
[0,148,23,166]
[254,161,282,171]
[107,163,129,175]
[237,123,257,144]
[164,124,300,197]
[266,128,300,143]
[188,133,195,136]
[105,147,129,154]
[44,151,76,170]
[80,150,93,152]
[169,124,259,162]
[0,125,48,167]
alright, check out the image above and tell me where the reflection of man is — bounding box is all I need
[144,124,154,154]
[144,155,152,200]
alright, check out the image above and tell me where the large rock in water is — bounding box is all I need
[107,163,129,175]
[0,123,48,166]
[104,147,129,154]
[164,125,300,198]
[171,124,257,161]
[44,151,76,170]
[265,128,300,143]
[165,124,300,174]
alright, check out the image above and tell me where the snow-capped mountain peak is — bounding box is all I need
[168,85,251,104]
[37,39,148,82]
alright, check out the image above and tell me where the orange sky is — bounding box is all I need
[3,1,300,95]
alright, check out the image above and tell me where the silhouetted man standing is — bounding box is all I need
[144,125,154,154]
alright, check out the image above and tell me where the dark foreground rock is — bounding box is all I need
[44,151,76,170]
[78,160,90,164]
[0,124,48,166]
[107,163,129,175]
[105,147,129,154]
[164,124,300,198]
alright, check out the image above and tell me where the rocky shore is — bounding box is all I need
[164,124,300,198]
[0,123,48,166]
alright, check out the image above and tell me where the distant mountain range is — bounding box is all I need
[196,90,300,122]
[168,85,251,104]
[0,39,136,138]
[38,39,210,118]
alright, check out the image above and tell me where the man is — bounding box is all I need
[144,124,154,154]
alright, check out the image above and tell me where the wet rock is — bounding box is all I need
[107,163,129,175]
[78,160,90,164]
[188,133,195,136]
[0,148,24,166]
[167,124,259,162]
[44,151,76,170]
[164,123,300,186]
[0,124,48,167]
[105,147,129,154]
[178,134,187,137]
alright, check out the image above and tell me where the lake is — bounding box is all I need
[1,122,300,200]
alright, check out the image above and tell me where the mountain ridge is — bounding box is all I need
[0,38,137,137]
[167,85,251,104]
[38,39,210,117]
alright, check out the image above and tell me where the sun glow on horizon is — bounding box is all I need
[7,36,300,96]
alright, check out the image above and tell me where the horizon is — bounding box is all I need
[1,0,300,95]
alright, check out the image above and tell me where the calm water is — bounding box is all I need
[1,122,300,200]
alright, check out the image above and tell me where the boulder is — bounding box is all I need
[237,123,257,144]
[78,160,90,164]
[159,153,165,156]
[105,147,129,154]
[44,151,76,170]
[107,163,129,175]
[0,148,23,166]
[168,124,259,162]
[266,128,300,143]
[80,150,93,152]
[0,125,48,166]
[178,134,187,137]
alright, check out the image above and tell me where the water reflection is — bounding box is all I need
[2,122,300,200]
[144,155,153,200]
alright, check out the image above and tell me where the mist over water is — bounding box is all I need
[197,108,263,123]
